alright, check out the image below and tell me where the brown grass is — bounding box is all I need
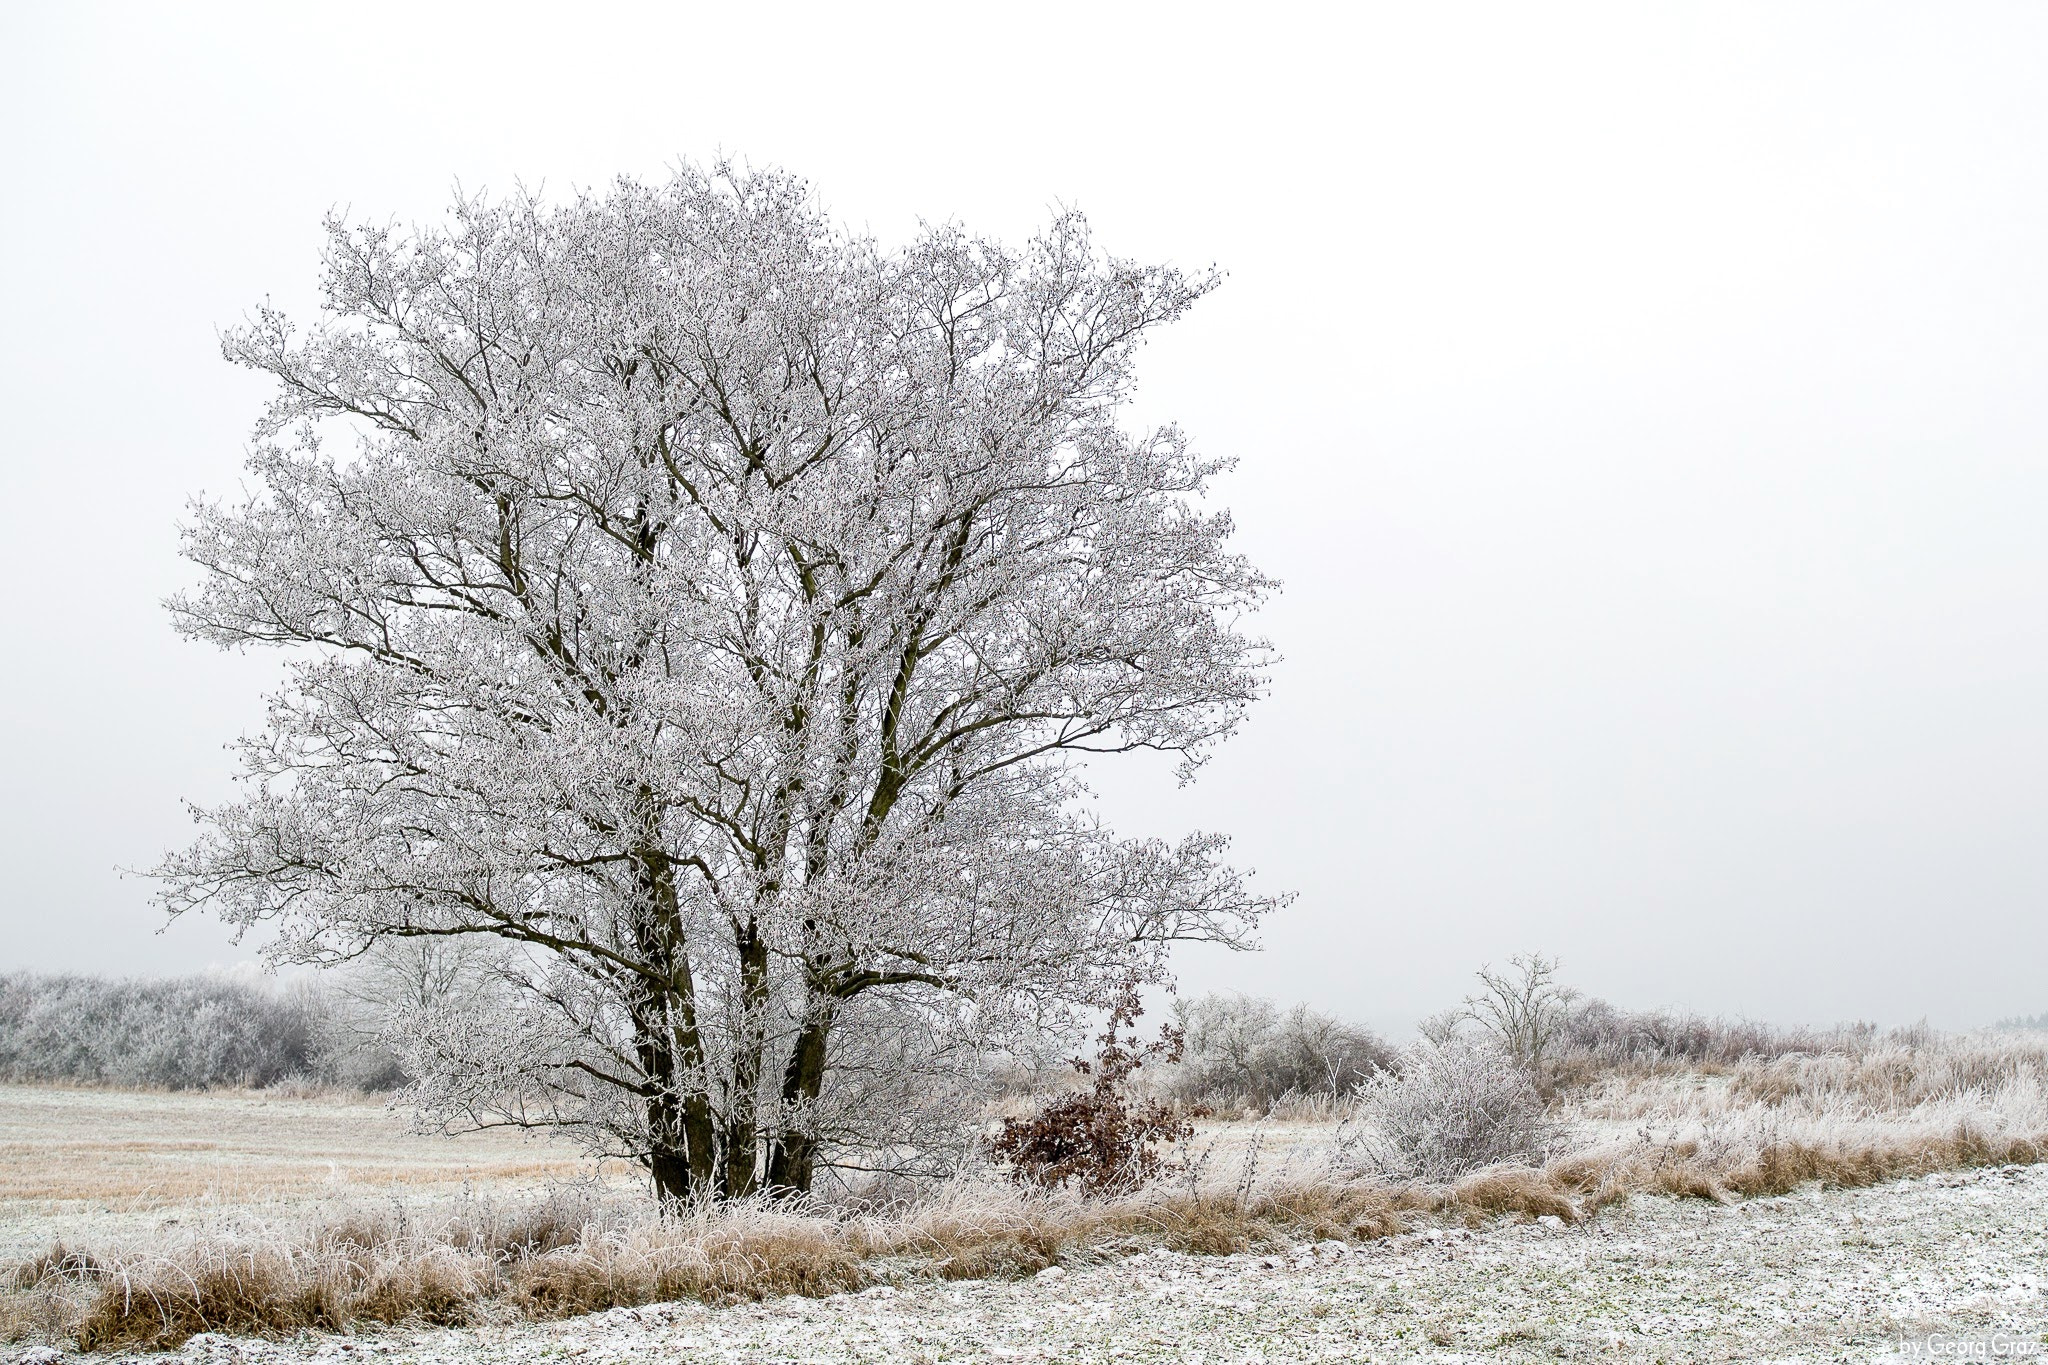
[1545,1124,2043,1212]
[1449,1169,1580,1222]
[6,1243,103,1289]
[11,1119,2039,1352]
[0,1282,69,1344]
[0,1084,592,1209]
[69,1246,484,1352]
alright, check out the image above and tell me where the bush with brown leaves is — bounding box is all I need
[988,985,1192,1194]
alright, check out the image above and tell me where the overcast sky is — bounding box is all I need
[4,2,2045,1034]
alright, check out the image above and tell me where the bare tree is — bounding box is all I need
[1460,953,1578,1078]
[156,163,1280,1203]
[314,940,511,1090]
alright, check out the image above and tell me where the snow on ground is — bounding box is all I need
[22,1163,2042,1365]
[0,1085,607,1261]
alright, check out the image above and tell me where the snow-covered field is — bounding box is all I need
[9,1162,2034,1364]
[0,1085,603,1262]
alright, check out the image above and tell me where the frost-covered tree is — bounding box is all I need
[157,163,1278,1202]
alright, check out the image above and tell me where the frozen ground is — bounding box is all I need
[16,1162,2039,1364]
[0,1085,602,1261]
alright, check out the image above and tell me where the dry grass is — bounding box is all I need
[6,1180,1424,1351]
[9,1117,2041,1352]
[1723,1036,2048,1109]
[0,1084,593,1213]
[1558,1124,2039,1210]
[66,1244,484,1351]
[1554,1029,2048,1103]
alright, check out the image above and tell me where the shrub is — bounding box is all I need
[989,984,1192,1195]
[1442,954,1880,1082]
[1344,1038,1558,1182]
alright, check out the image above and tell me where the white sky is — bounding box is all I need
[4,2,2045,1034]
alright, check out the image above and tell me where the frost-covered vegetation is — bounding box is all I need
[1342,1038,1557,1181]
[0,970,397,1091]
[6,1020,2047,1352]
[0,947,517,1094]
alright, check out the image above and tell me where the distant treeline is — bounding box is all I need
[0,971,402,1091]
[1555,999,1883,1065]
[1,965,1996,1101]
[1160,990,1871,1111]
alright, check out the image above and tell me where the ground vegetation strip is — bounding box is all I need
[7,1163,2044,1362]
[0,974,397,1094]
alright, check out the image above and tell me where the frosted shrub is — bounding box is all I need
[1345,1038,1557,1182]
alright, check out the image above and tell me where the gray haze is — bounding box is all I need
[3,3,2044,1035]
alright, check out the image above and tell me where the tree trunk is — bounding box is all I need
[634,1004,718,1208]
[628,818,718,1208]
[764,996,835,1193]
[720,921,772,1198]
[648,1130,698,1207]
